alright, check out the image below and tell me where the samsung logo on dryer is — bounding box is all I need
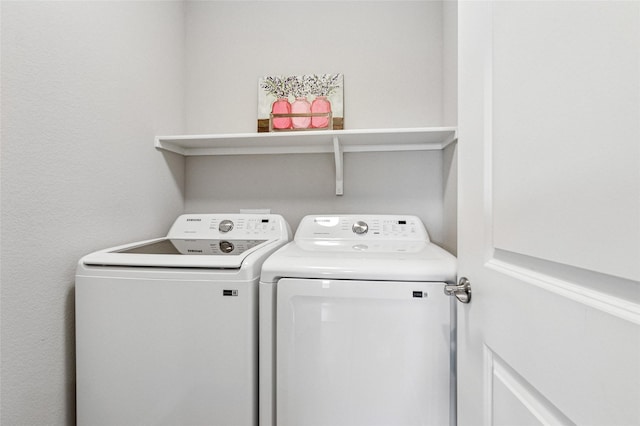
[186,218,202,222]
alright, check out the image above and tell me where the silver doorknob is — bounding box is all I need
[444,277,471,304]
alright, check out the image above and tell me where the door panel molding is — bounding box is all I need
[481,0,495,266]
[484,346,575,426]
[488,250,640,325]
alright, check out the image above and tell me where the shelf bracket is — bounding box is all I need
[333,135,344,195]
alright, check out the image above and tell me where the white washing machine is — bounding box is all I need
[75,213,291,426]
[259,214,457,426]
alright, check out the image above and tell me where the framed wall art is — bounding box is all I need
[257,73,344,132]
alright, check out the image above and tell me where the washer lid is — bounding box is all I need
[116,238,267,256]
[82,237,280,269]
[80,213,292,269]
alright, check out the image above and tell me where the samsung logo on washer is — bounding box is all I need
[186,218,201,222]
[314,217,339,227]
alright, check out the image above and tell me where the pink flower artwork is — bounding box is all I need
[258,74,343,132]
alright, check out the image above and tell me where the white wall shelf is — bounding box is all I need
[155,127,457,195]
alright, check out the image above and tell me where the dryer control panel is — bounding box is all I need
[297,215,430,241]
[167,214,290,240]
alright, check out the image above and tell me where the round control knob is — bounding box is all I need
[219,241,234,254]
[218,220,234,233]
[352,220,369,235]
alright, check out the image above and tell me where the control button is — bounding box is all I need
[352,221,369,235]
[218,220,234,233]
[219,240,234,253]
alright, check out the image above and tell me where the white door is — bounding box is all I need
[457,1,640,425]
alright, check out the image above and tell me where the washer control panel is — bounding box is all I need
[298,215,430,241]
[167,214,290,240]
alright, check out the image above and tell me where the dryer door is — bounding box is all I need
[276,278,452,426]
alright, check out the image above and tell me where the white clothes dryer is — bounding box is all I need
[75,213,291,426]
[259,214,457,426]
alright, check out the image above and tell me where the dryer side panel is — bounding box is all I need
[276,278,450,426]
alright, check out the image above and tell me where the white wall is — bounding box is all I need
[184,1,450,241]
[186,150,447,242]
[185,1,444,133]
[442,0,458,255]
[0,2,185,424]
